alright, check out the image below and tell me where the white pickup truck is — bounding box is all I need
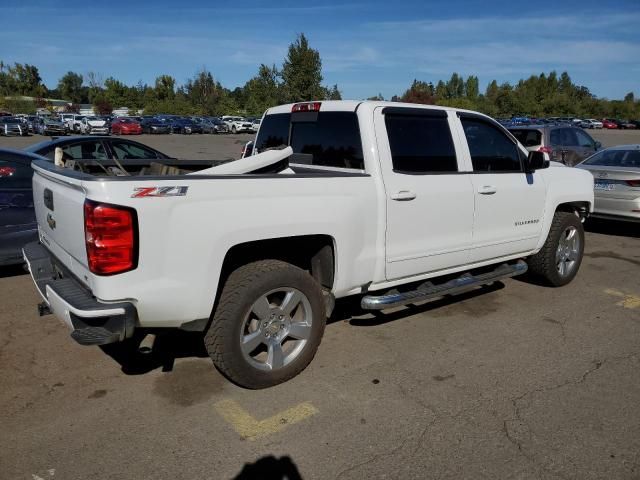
[24,100,594,388]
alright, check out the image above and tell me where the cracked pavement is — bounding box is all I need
[1,133,639,480]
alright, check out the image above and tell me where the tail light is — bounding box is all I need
[0,166,16,177]
[538,146,553,154]
[625,179,640,187]
[84,200,137,275]
[292,102,321,113]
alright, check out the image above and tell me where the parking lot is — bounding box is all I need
[1,130,639,480]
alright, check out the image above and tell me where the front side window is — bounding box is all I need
[575,130,595,148]
[461,117,522,172]
[385,113,458,173]
[550,128,577,147]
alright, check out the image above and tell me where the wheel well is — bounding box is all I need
[556,201,590,219]
[219,235,336,291]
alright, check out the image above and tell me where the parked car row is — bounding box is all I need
[498,116,639,130]
[3,113,261,137]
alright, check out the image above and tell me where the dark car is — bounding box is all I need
[508,125,601,166]
[140,116,171,134]
[1,117,29,136]
[34,117,67,136]
[0,148,50,265]
[25,136,173,162]
[169,118,203,134]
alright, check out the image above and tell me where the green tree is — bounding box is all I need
[57,71,84,103]
[244,64,281,115]
[326,84,342,100]
[281,34,325,102]
[401,79,435,104]
[185,68,224,114]
[154,75,176,101]
[464,75,479,100]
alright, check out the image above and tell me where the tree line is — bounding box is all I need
[1,34,638,119]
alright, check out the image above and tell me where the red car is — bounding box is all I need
[602,119,618,129]
[111,117,142,135]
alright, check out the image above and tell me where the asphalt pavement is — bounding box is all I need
[0,130,639,480]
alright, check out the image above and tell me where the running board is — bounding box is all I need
[361,261,528,310]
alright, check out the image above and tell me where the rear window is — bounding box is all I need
[509,129,542,147]
[583,149,640,168]
[256,112,365,169]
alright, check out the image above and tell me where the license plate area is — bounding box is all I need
[594,181,614,191]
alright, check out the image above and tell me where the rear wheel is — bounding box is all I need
[205,260,326,389]
[527,211,584,287]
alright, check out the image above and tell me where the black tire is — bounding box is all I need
[205,260,326,389]
[527,211,584,287]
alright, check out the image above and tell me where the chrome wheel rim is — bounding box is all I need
[240,288,312,371]
[556,226,580,278]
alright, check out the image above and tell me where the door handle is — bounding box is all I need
[477,185,497,195]
[390,190,417,201]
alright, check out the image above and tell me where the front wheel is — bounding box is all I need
[527,211,585,287]
[205,260,326,389]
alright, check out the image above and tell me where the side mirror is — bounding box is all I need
[526,151,548,173]
[594,141,602,150]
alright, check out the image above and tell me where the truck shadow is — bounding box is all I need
[0,264,28,278]
[585,218,640,238]
[102,283,505,375]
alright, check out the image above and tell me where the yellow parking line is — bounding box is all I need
[604,289,640,309]
[214,399,318,441]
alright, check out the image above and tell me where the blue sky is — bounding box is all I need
[1,0,638,100]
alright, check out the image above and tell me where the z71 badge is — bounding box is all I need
[131,186,189,198]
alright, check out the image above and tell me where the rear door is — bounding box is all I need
[574,129,599,164]
[375,107,474,279]
[457,114,546,262]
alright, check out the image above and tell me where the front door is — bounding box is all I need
[457,115,547,262]
[375,107,475,280]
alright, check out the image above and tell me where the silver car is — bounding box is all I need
[0,117,29,136]
[576,145,640,222]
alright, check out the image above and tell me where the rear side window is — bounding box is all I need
[290,112,364,169]
[385,114,458,173]
[0,160,32,189]
[509,129,542,147]
[550,128,577,146]
[111,141,158,160]
[461,118,522,172]
[59,142,108,161]
[255,113,290,152]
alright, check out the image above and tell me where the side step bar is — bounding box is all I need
[361,261,528,310]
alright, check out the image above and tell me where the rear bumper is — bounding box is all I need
[23,242,137,345]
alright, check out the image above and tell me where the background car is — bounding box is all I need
[25,136,173,162]
[140,116,170,134]
[508,125,601,166]
[221,116,252,133]
[576,145,640,222]
[602,119,618,129]
[169,118,202,134]
[210,117,229,133]
[580,119,603,129]
[250,118,261,132]
[0,148,49,265]
[34,117,67,136]
[110,117,142,135]
[1,117,29,136]
[80,116,110,135]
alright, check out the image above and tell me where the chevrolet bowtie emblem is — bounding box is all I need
[46,213,56,230]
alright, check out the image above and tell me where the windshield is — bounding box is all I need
[583,149,640,168]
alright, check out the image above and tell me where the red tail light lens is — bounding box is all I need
[0,166,16,177]
[84,200,137,275]
[626,179,640,187]
[538,146,553,154]
[292,102,321,113]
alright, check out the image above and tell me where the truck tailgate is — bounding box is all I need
[32,164,90,280]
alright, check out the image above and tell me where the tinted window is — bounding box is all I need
[461,118,522,172]
[290,112,364,169]
[0,160,32,189]
[575,130,595,148]
[583,149,640,168]
[508,129,542,147]
[385,114,458,173]
[550,128,576,146]
[111,141,159,160]
[255,113,290,152]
